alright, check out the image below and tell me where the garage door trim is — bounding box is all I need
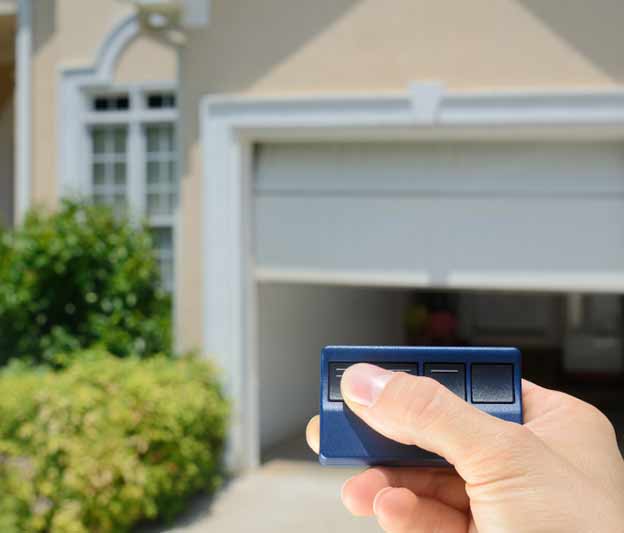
[200,84,624,471]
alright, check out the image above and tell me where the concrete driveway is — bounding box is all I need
[142,435,381,533]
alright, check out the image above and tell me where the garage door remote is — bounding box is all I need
[319,345,522,467]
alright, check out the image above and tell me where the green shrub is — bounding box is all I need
[0,200,171,366]
[0,351,228,533]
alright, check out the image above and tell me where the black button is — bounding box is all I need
[471,364,514,403]
[328,362,419,401]
[424,363,466,399]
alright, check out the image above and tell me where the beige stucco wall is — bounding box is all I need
[177,0,624,351]
[30,0,177,209]
[113,34,177,86]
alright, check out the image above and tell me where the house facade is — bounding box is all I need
[3,0,624,470]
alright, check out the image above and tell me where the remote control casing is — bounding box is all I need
[320,346,522,467]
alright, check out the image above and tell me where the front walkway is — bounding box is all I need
[142,434,381,533]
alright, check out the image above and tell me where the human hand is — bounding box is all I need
[306,363,624,532]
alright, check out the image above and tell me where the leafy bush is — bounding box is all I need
[0,351,228,533]
[0,200,171,366]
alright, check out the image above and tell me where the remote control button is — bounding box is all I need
[328,362,419,401]
[471,364,514,403]
[424,363,466,399]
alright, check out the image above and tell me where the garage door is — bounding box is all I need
[254,141,624,291]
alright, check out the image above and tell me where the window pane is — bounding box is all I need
[92,129,107,154]
[113,197,127,218]
[93,162,106,185]
[168,193,178,212]
[114,128,127,154]
[146,128,159,153]
[146,92,176,110]
[151,227,172,249]
[148,94,164,109]
[90,125,128,211]
[147,161,160,184]
[145,124,178,217]
[115,96,129,110]
[93,97,109,112]
[151,227,174,291]
[164,127,174,151]
[114,163,126,185]
[147,194,160,214]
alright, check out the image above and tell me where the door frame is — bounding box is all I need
[200,84,624,470]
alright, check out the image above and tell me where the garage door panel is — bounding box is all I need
[256,142,624,195]
[256,195,624,275]
[255,142,624,290]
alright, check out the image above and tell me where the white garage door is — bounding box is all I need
[254,141,624,292]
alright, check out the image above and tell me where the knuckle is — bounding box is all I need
[561,395,616,438]
[585,405,617,438]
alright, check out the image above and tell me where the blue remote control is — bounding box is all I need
[319,346,523,467]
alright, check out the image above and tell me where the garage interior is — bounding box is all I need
[258,284,624,462]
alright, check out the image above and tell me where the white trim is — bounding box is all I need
[172,39,183,355]
[200,84,624,471]
[83,108,178,126]
[408,81,444,124]
[202,88,624,130]
[256,268,432,288]
[255,268,624,293]
[127,89,145,221]
[14,0,31,223]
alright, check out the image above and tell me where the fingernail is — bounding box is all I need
[372,487,394,516]
[341,364,393,407]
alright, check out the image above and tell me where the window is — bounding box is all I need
[87,88,178,290]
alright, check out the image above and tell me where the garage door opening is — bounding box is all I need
[257,284,624,463]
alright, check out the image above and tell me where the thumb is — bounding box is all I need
[341,363,540,483]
